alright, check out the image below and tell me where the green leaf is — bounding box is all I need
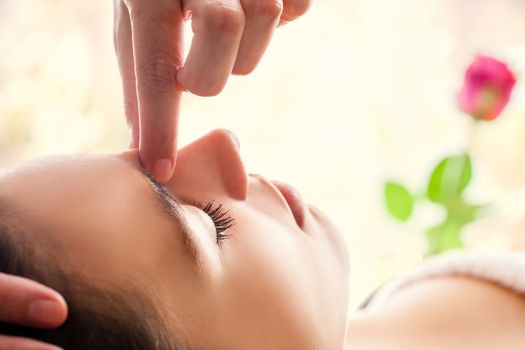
[425,219,464,256]
[425,197,486,255]
[384,181,414,222]
[427,154,472,203]
[446,198,483,226]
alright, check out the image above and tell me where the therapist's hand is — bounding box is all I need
[113,0,311,182]
[0,273,67,350]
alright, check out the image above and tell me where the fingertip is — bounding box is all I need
[177,68,226,97]
[33,286,68,326]
[28,297,68,328]
[148,158,175,183]
[232,62,256,76]
[53,291,68,323]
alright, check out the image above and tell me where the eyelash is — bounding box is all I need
[196,201,235,244]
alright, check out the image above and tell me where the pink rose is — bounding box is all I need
[458,55,516,121]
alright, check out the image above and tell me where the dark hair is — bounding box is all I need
[0,217,189,349]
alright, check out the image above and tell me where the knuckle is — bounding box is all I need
[203,4,245,35]
[249,0,283,20]
[138,53,181,93]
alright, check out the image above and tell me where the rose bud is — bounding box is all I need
[458,55,516,121]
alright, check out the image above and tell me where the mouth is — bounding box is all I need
[271,180,306,228]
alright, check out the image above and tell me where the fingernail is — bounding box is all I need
[151,158,174,183]
[28,300,63,327]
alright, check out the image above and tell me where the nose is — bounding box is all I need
[167,129,248,200]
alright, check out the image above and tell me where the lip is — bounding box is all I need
[271,180,306,228]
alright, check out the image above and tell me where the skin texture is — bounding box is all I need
[113,0,312,181]
[0,129,350,350]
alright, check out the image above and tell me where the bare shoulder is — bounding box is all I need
[373,276,525,349]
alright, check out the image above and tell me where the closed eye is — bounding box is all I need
[194,201,234,244]
[141,168,234,246]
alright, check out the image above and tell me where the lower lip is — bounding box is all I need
[271,180,306,228]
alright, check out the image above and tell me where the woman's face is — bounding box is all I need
[0,129,350,349]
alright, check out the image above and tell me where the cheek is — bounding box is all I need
[217,208,351,348]
[181,206,224,279]
[307,206,350,282]
[220,213,322,333]
[222,206,347,306]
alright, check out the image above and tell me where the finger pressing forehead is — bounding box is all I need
[126,0,185,176]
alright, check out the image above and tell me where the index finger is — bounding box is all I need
[0,274,67,328]
[128,0,185,182]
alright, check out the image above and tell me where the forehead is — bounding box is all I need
[0,154,145,207]
[0,154,130,187]
[0,154,181,283]
[0,153,148,224]
[0,154,135,230]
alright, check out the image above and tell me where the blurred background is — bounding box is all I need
[2,0,525,309]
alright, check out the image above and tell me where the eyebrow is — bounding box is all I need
[140,169,198,261]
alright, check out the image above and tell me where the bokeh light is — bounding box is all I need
[2,0,525,308]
